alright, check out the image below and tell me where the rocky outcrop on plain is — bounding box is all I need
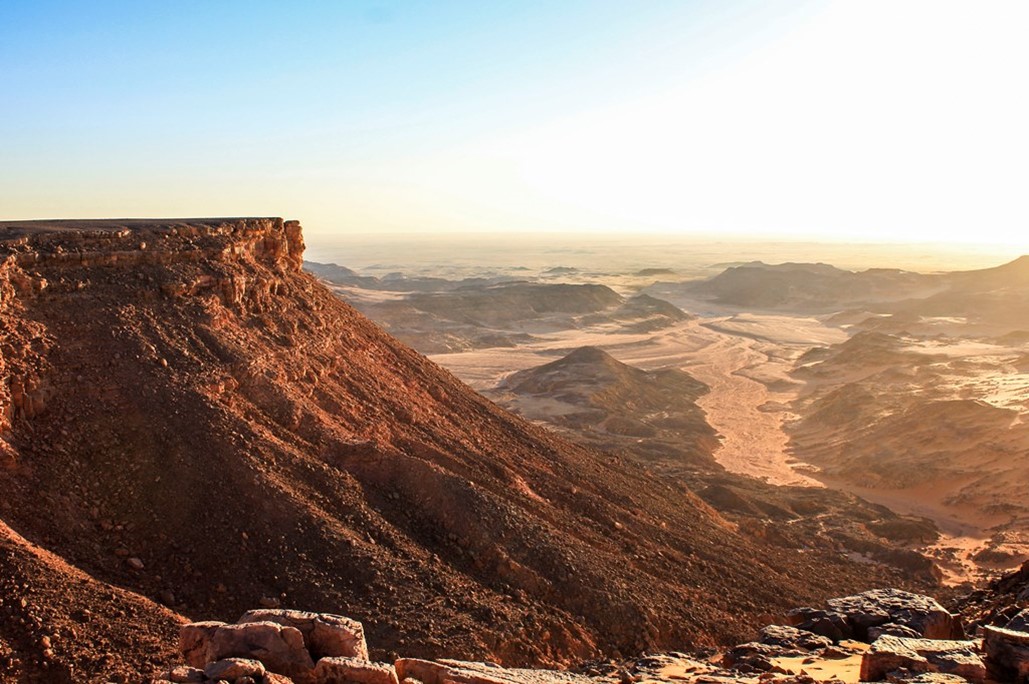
[489,346,719,472]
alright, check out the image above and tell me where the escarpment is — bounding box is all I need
[0,219,303,436]
[0,218,918,681]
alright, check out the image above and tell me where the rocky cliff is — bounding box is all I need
[0,218,303,435]
[0,219,916,682]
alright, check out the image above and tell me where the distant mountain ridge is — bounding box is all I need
[645,255,1029,324]
[665,260,942,311]
[308,261,695,353]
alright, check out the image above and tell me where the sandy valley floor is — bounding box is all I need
[431,311,840,487]
[427,304,1028,585]
[316,249,1029,586]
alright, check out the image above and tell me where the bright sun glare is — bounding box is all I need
[393,1,1029,245]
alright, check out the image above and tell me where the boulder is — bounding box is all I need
[178,619,314,679]
[238,609,368,660]
[721,642,793,672]
[983,625,1029,682]
[312,657,399,684]
[758,624,832,651]
[869,623,924,641]
[179,621,226,668]
[395,658,594,684]
[204,657,266,681]
[164,665,205,683]
[827,589,963,641]
[786,607,853,642]
[1006,609,1029,633]
[860,635,985,683]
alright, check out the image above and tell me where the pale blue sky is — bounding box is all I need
[2,1,1027,247]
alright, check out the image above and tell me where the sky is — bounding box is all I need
[2,0,1027,248]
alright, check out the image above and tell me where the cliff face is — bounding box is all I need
[0,218,303,438]
[0,219,911,681]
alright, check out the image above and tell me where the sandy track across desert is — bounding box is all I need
[677,331,821,486]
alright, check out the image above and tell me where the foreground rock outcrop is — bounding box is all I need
[162,610,588,684]
[0,218,921,680]
[156,584,1029,684]
[172,609,373,683]
[859,637,985,682]
[788,589,964,643]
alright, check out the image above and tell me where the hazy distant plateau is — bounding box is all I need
[307,234,1019,284]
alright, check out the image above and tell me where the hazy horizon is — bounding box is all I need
[306,231,1026,279]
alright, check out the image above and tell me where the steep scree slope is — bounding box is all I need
[0,219,912,678]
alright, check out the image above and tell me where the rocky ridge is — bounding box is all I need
[0,218,919,681]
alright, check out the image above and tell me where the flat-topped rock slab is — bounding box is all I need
[0,217,280,240]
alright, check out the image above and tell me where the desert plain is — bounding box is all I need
[308,235,1029,587]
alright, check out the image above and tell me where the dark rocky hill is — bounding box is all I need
[647,256,1029,328]
[491,346,718,470]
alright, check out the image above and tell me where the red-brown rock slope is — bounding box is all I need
[0,219,911,680]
